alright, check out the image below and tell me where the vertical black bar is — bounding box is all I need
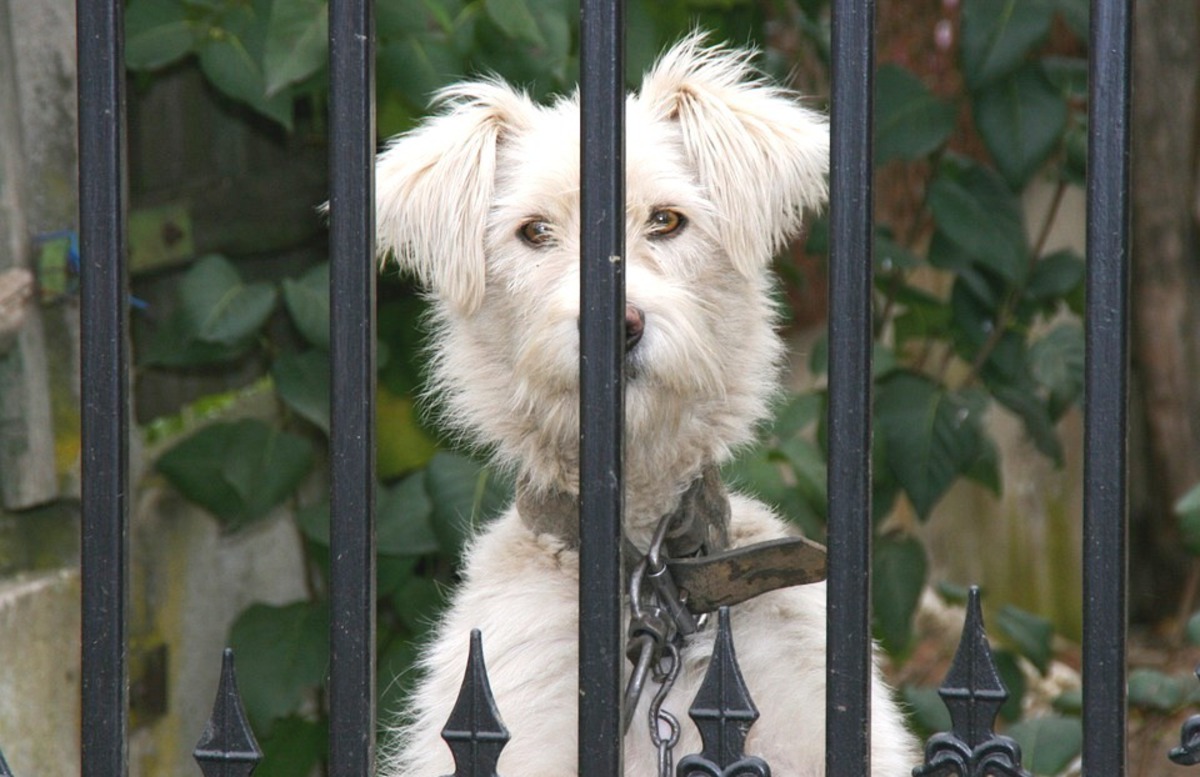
[826,0,874,774]
[328,0,377,774]
[578,0,625,774]
[1082,0,1131,774]
[77,1,130,775]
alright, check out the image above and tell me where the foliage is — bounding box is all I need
[130,0,1096,771]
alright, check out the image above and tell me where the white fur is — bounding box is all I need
[374,35,919,776]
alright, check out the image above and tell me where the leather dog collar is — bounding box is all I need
[515,465,827,614]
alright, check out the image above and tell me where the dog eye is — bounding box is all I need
[518,220,554,247]
[647,209,686,238]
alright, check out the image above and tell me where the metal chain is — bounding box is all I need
[624,512,692,777]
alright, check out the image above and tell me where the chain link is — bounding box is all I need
[624,512,695,777]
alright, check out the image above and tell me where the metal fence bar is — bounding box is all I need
[577,0,626,773]
[327,0,378,774]
[1082,0,1132,773]
[76,0,131,774]
[825,1,875,774]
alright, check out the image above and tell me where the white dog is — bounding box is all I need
[374,35,918,776]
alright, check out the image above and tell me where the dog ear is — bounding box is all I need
[375,82,534,314]
[639,35,829,276]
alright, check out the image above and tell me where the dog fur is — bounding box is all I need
[374,35,919,776]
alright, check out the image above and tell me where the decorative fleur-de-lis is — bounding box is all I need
[914,587,1030,777]
[677,607,771,777]
[194,648,263,777]
[1170,667,1200,765]
[441,629,510,777]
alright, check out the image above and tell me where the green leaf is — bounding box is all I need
[900,686,952,740]
[1007,716,1083,776]
[1029,323,1084,419]
[990,383,1064,464]
[1128,667,1187,712]
[1176,482,1200,556]
[960,0,1055,90]
[281,262,330,350]
[255,716,326,777]
[874,65,957,166]
[875,372,989,519]
[263,0,329,96]
[392,576,448,637]
[423,453,511,559]
[156,419,315,531]
[875,230,922,272]
[1186,611,1200,646]
[180,255,277,347]
[197,1,294,128]
[125,0,194,70]
[993,649,1027,721]
[768,391,823,440]
[140,308,255,367]
[723,447,825,539]
[271,350,330,433]
[928,160,1028,283]
[1025,250,1085,302]
[995,604,1054,674]
[378,35,463,111]
[229,601,330,730]
[872,534,928,654]
[484,0,546,46]
[378,472,441,557]
[973,63,1069,189]
[1053,0,1089,40]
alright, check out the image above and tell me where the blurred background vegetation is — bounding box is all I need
[88,0,1200,773]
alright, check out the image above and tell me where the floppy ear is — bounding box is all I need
[375,82,535,314]
[639,35,829,276]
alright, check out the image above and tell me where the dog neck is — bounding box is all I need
[515,464,731,557]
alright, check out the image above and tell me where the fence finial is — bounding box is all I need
[1170,666,1200,765]
[194,648,263,777]
[914,586,1030,777]
[440,629,510,777]
[677,607,771,776]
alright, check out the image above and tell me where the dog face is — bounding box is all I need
[375,36,829,502]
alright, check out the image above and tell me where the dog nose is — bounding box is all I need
[625,304,645,352]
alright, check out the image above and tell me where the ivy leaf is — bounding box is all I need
[875,372,989,520]
[156,419,315,532]
[1175,483,1200,555]
[973,63,1069,189]
[1025,250,1085,303]
[197,1,294,129]
[928,160,1029,284]
[1029,323,1084,419]
[281,262,330,351]
[377,35,463,113]
[1007,716,1082,776]
[180,254,277,347]
[228,601,330,731]
[378,471,441,557]
[125,0,194,70]
[424,453,511,559]
[485,0,546,46]
[255,716,326,777]
[995,604,1054,674]
[263,0,329,96]
[1128,668,1187,712]
[874,65,957,166]
[872,534,928,655]
[271,349,331,433]
[960,0,1055,90]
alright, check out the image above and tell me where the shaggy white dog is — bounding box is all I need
[374,36,918,776]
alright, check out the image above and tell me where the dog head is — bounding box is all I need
[376,35,829,505]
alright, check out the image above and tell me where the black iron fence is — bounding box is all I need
[4,0,1163,774]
